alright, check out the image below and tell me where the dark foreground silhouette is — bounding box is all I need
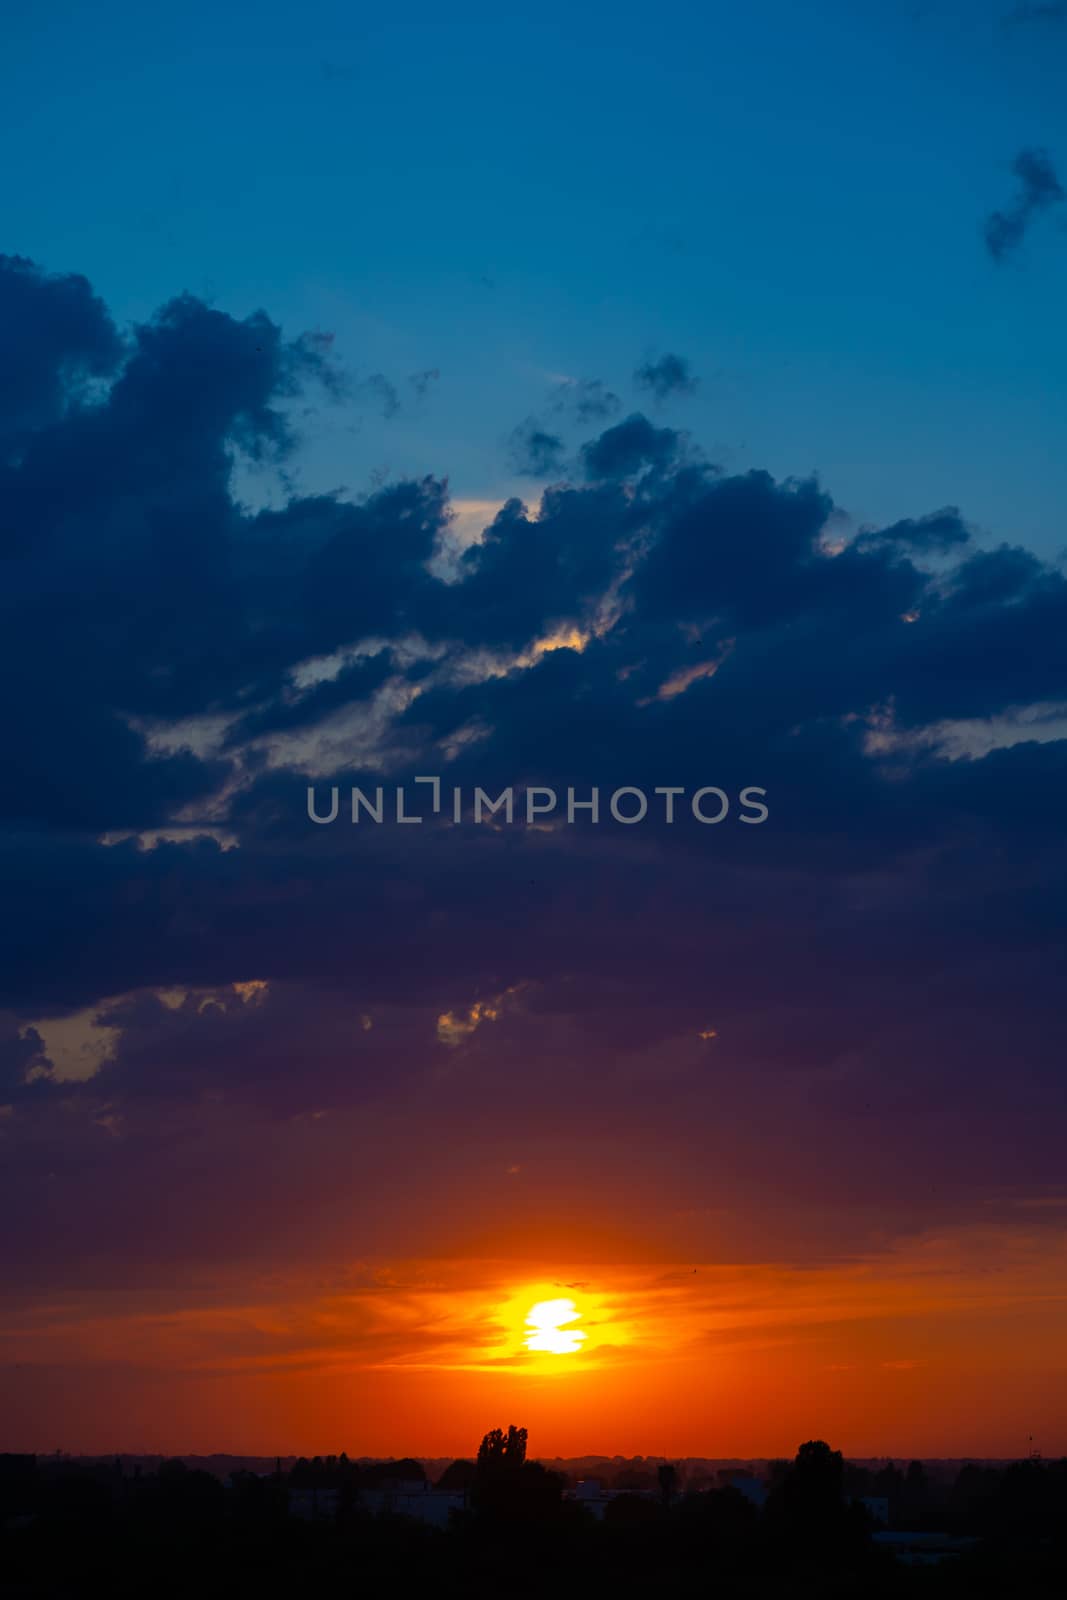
[2,1431,1065,1598]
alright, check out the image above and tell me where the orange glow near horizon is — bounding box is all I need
[2,1223,1067,1459]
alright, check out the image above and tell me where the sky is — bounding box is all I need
[1,0,1066,1460]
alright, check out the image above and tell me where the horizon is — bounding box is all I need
[23,1449,1052,1472]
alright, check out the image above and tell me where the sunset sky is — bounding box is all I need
[2,0,1066,1460]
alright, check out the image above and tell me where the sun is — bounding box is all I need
[524,1297,586,1355]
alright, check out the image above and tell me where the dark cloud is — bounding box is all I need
[506,380,620,479]
[855,506,971,554]
[633,352,699,400]
[508,418,566,476]
[0,1019,50,1103]
[453,486,634,649]
[550,377,621,425]
[983,148,1064,260]
[941,542,1048,607]
[0,254,123,451]
[0,264,444,827]
[581,413,681,479]
[86,982,439,1117]
[629,467,833,624]
[2,254,1067,1285]
[219,648,398,746]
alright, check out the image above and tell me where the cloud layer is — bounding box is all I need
[1,254,1066,1449]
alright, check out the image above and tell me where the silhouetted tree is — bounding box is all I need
[614,1467,656,1492]
[153,1458,226,1524]
[678,1484,760,1553]
[603,1491,659,1528]
[951,1462,999,1533]
[477,1425,527,1471]
[793,1439,845,1499]
[472,1425,562,1525]
[0,1455,38,1518]
[901,1457,930,1523]
[361,1457,426,1488]
[873,1458,904,1508]
[765,1440,870,1566]
[437,1459,477,1491]
[657,1462,678,1508]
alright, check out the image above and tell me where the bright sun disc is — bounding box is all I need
[524,1297,586,1354]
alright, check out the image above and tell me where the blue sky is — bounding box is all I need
[4,0,1065,547]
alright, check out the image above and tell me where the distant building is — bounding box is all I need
[873,1531,980,1566]
[570,1478,609,1519]
[288,1478,466,1526]
[358,1482,466,1527]
[858,1495,889,1526]
[723,1472,768,1509]
[566,1479,657,1519]
[288,1486,339,1520]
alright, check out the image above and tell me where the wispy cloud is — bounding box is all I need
[634,352,699,400]
[984,148,1064,261]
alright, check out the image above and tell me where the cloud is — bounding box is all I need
[2,252,1067,1335]
[508,418,566,477]
[633,352,699,400]
[436,996,504,1046]
[362,371,401,417]
[0,254,123,449]
[0,1019,51,1103]
[506,379,621,481]
[854,506,971,554]
[408,367,440,400]
[581,413,681,479]
[983,147,1065,260]
[550,377,621,425]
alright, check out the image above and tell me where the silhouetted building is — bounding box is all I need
[858,1494,889,1526]
[359,1482,467,1526]
[724,1472,768,1509]
[288,1486,339,1520]
[566,1478,656,1519]
[873,1530,980,1566]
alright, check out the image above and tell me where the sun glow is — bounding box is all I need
[524,1297,586,1355]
